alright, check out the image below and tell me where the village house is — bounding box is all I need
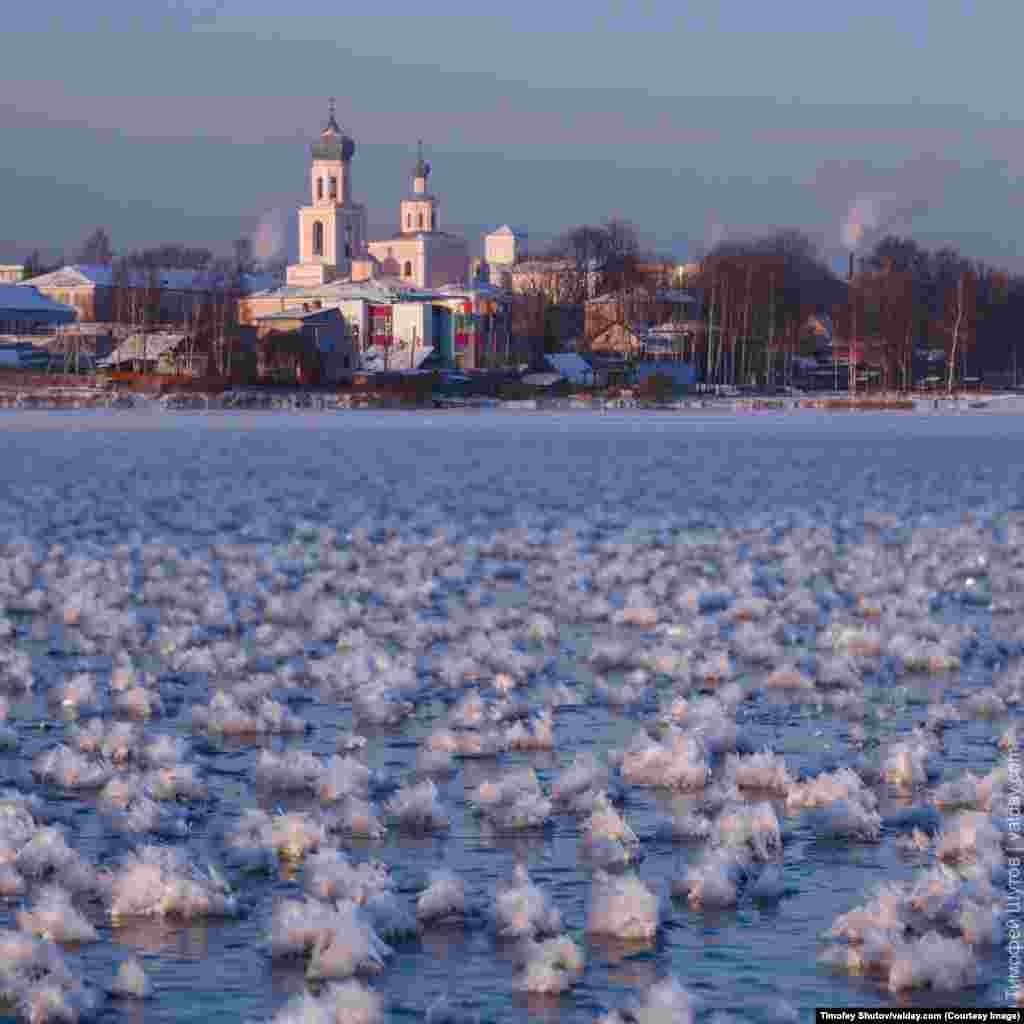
[20,264,272,325]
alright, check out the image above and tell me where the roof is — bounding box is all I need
[256,306,343,323]
[379,230,463,242]
[0,344,50,369]
[0,284,76,323]
[98,333,187,367]
[544,353,595,382]
[23,264,274,294]
[247,277,447,305]
[487,225,527,238]
[648,321,699,336]
[435,282,510,301]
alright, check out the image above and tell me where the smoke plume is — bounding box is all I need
[841,195,930,252]
[250,209,287,264]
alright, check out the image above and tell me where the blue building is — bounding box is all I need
[0,284,76,335]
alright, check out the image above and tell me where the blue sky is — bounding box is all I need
[2,0,1022,269]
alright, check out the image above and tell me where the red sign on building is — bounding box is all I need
[368,305,393,347]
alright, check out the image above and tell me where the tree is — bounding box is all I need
[233,239,254,275]
[133,245,213,270]
[23,251,44,279]
[76,228,113,266]
[945,269,977,394]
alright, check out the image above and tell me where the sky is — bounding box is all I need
[2,0,1022,271]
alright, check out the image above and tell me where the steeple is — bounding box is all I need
[289,97,368,287]
[401,141,439,233]
[413,139,430,183]
[325,97,340,135]
[312,98,355,163]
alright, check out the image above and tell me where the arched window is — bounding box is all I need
[317,178,323,200]
[329,176,337,199]
[404,261,413,278]
[417,212,424,229]
[312,221,324,257]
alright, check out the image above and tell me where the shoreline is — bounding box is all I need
[0,383,1018,414]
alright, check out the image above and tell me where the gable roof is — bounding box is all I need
[23,264,274,294]
[98,332,186,366]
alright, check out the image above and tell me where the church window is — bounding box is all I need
[418,212,424,229]
[312,221,324,257]
[345,243,352,259]
[406,214,412,230]
[329,176,337,199]
[404,261,413,278]
[317,178,323,200]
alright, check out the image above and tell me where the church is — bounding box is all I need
[285,103,469,290]
[241,105,512,372]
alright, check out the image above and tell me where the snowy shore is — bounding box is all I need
[0,387,1020,414]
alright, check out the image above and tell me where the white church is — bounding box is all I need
[285,102,469,291]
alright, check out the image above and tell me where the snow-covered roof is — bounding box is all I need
[98,333,186,367]
[435,281,509,300]
[487,225,527,238]
[545,353,595,383]
[648,321,697,336]
[248,277,441,305]
[23,265,274,294]
[0,284,76,322]
[256,306,343,322]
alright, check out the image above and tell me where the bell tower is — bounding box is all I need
[400,141,440,234]
[288,100,368,288]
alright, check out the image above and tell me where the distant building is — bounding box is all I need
[0,284,76,334]
[584,288,701,341]
[635,360,698,392]
[283,106,469,292]
[365,143,469,290]
[0,341,50,371]
[99,332,192,373]
[254,306,355,381]
[0,265,26,284]
[21,265,272,324]
[485,225,526,266]
[589,320,698,362]
[246,104,528,371]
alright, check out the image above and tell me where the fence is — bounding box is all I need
[0,370,101,389]
[101,373,230,394]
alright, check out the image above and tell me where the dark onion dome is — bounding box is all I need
[312,107,355,162]
[413,140,430,179]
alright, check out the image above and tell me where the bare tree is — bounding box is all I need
[945,269,977,394]
[76,228,113,266]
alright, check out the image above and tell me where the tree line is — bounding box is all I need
[510,219,1023,392]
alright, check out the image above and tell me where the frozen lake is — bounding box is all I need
[0,409,1019,1022]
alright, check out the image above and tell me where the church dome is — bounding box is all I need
[413,140,430,179]
[312,103,355,162]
